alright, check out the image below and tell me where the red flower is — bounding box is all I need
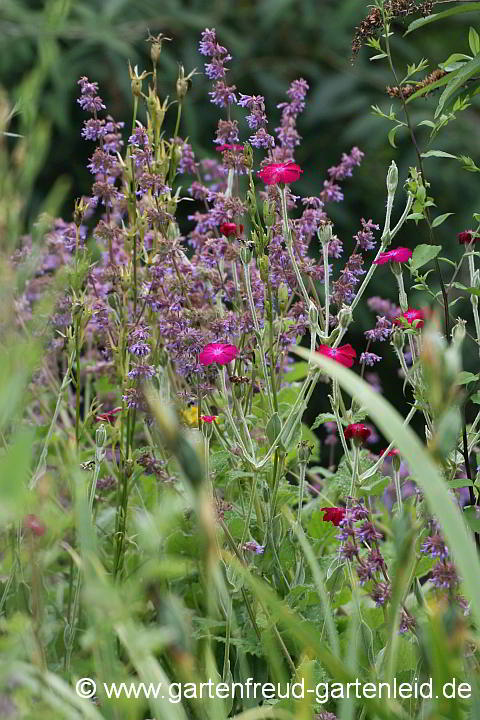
[199,343,238,366]
[457,230,480,244]
[216,144,244,152]
[316,343,356,368]
[24,514,46,537]
[258,162,303,185]
[381,448,399,457]
[321,507,346,526]
[219,222,243,237]
[95,407,122,424]
[393,308,425,328]
[374,247,412,265]
[201,415,217,423]
[344,423,371,444]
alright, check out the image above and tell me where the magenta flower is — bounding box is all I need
[316,343,356,368]
[201,415,217,423]
[457,230,478,244]
[374,247,412,265]
[199,343,238,366]
[24,514,46,537]
[344,423,371,444]
[394,308,425,328]
[321,507,346,526]
[216,143,244,152]
[258,161,303,185]
[219,222,243,237]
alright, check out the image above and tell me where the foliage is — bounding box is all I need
[3,3,480,720]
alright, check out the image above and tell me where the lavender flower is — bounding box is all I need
[364,316,392,342]
[77,76,106,113]
[431,561,458,589]
[354,218,379,251]
[421,534,448,559]
[360,352,382,366]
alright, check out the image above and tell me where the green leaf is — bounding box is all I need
[405,4,480,35]
[292,345,480,633]
[431,212,454,228]
[456,371,479,385]
[284,361,309,382]
[469,27,480,55]
[462,286,480,297]
[410,244,442,271]
[311,412,337,431]
[421,150,457,159]
[469,391,480,404]
[388,125,401,148]
[435,53,480,118]
[463,505,480,532]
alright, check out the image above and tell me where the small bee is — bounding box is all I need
[80,460,95,472]
[229,375,250,385]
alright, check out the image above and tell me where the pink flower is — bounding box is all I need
[216,144,244,152]
[344,423,371,444]
[219,222,243,237]
[201,415,217,423]
[199,343,238,366]
[24,514,46,537]
[321,507,346,526]
[381,448,399,457]
[316,343,356,368]
[257,161,303,185]
[374,247,412,265]
[394,308,425,328]
[457,230,478,244]
[95,406,122,424]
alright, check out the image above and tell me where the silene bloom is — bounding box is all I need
[219,222,243,237]
[394,308,425,328]
[344,423,371,444]
[374,247,412,265]
[201,415,217,423]
[457,230,478,244]
[95,406,122,424]
[199,342,238,366]
[321,507,346,526]
[316,343,356,368]
[258,161,303,185]
[216,144,244,152]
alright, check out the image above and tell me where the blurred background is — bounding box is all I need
[2,0,480,442]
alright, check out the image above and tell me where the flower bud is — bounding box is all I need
[277,283,289,313]
[451,317,466,345]
[258,254,269,283]
[297,440,313,464]
[337,305,353,329]
[387,160,398,195]
[392,329,404,351]
[263,199,276,227]
[240,245,252,265]
[308,302,318,328]
[317,223,333,246]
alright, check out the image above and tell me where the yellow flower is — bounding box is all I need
[182,406,199,427]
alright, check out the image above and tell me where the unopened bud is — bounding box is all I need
[317,223,333,245]
[240,245,252,265]
[258,255,269,283]
[308,302,319,328]
[297,440,313,464]
[452,317,467,345]
[337,305,352,329]
[278,283,289,313]
[387,160,398,195]
[392,329,404,351]
[263,199,276,227]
